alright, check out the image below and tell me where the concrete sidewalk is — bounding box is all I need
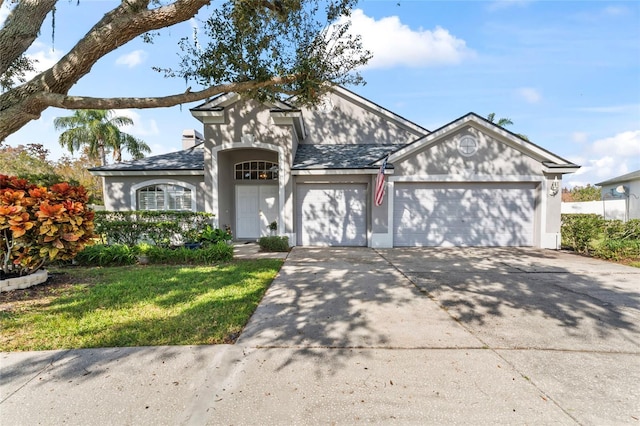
[1,247,639,425]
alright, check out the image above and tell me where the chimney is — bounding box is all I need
[182,129,204,150]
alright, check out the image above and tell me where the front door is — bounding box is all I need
[236,185,279,239]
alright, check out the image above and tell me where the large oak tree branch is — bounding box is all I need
[0,0,58,76]
[0,0,211,141]
[37,76,299,109]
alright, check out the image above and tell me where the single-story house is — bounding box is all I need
[90,86,579,248]
[596,169,640,221]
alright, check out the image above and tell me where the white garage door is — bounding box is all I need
[297,184,367,246]
[393,182,535,247]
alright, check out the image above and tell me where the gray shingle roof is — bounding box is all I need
[292,144,400,169]
[88,144,204,172]
[596,169,640,186]
[89,142,402,173]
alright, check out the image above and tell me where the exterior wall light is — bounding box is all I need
[549,176,560,196]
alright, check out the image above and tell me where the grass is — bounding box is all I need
[0,259,283,351]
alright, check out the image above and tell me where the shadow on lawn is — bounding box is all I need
[0,260,281,386]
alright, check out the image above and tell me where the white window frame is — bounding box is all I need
[130,179,197,211]
[234,161,279,181]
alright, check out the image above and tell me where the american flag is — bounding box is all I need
[374,155,389,207]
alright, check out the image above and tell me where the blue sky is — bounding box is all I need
[2,0,639,187]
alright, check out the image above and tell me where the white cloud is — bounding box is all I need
[21,41,63,82]
[115,50,148,68]
[117,109,160,137]
[591,130,640,157]
[343,9,474,69]
[571,132,589,144]
[487,0,534,11]
[517,87,541,104]
[603,6,629,17]
[576,104,639,114]
[563,130,640,187]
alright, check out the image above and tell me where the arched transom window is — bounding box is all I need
[137,184,192,211]
[235,161,278,180]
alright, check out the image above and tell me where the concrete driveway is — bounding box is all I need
[198,247,640,424]
[2,247,639,425]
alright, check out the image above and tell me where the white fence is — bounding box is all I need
[561,199,626,221]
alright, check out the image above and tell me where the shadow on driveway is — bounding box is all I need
[379,247,640,352]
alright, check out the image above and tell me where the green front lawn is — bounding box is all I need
[0,259,283,351]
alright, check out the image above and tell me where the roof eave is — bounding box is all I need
[89,170,204,177]
[292,168,394,176]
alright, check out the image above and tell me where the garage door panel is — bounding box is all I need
[394,183,535,247]
[297,184,367,246]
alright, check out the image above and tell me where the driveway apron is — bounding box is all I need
[236,247,479,349]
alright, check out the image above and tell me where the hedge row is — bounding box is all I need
[94,211,215,247]
[561,214,640,260]
[74,242,233,266]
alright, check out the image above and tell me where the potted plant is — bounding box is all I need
[268,221,277,236]
[135,242,153,265]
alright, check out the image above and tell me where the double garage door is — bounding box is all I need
[393,182,536,247]
[296,182,536,247]
[297,184,367,246]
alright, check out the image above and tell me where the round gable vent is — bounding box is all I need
[458,135,478,157]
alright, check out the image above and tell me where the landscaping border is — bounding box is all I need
[0,270,48,292]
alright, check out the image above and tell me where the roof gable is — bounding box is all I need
[388,113,579,172]
[320,86,429,136]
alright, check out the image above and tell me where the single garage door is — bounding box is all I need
[394,182,535,247]
[297,183,367,246]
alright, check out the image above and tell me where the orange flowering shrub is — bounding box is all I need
[0,175,96,277]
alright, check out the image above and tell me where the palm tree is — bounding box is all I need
[486,112,529,141]
[54,110,151,166]
[486,112,513,128]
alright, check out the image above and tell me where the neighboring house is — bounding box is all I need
[561,199,626,221]
[89,86,579,248]
[596,170,640,221]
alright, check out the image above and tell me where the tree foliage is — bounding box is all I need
[487,112,529,141]
[54,110,150,165]
[0,144,104,204]
[561,184,601,202]
[0,0,370,142]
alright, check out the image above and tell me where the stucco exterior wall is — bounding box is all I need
[298,91,425,146]
[201,98,298,233]
[102,175,206,211]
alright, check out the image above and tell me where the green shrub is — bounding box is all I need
[1,176,96,277]
[593,239,640,261]
[561,214,604,254]
[75,241,233,266]
[74,244,136,266]
[258,236,290,252]
[602,219,640,241]
[198,225,232,246]
[94,211,214,247]
[146,242,233,264]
